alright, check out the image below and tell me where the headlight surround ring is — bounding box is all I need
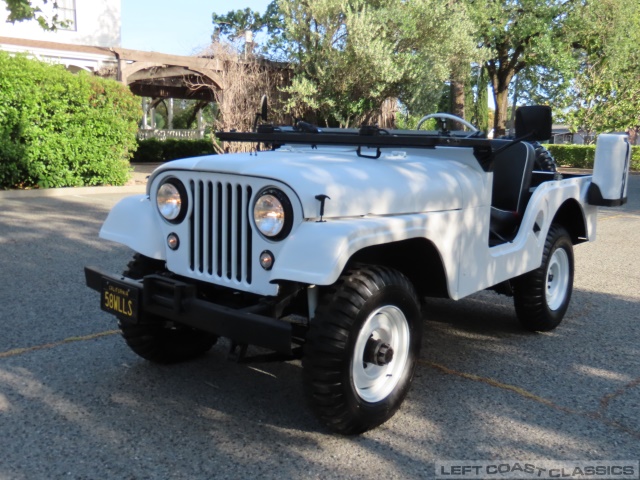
[156,178,188,224]
[253,188,293,241]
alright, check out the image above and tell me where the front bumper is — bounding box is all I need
[84,266,292,355]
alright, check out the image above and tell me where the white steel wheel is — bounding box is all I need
[513,224,574,332]
[352,306,410,403]
[546,248,570,311]
[303,265,423,434]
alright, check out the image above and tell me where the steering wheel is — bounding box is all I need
[416,113,479,137]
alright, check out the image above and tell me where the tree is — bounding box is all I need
[469,66,490,132]
[559,0,640,142]
[201,41,290,153]
[468,0,581,137]
[212,2,286,59]
[3,0,69,30]
[213,0,476,128]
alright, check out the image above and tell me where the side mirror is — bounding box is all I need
[515,106,552,141]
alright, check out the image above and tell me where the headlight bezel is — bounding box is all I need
[253,187,294,241]
[156,177,188,224]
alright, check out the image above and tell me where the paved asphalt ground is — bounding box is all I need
[0,172,638,480]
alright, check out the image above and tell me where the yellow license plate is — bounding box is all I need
[101,279,139,319]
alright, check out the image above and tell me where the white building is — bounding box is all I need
[0,0,121,73]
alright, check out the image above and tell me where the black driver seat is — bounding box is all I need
[489,141,535,243]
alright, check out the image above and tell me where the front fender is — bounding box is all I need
[270,212,460,294]
[99,195,166,260]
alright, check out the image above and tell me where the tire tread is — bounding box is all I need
[118,253,217,364]
[513,224,574,331]
[303,265,421,434]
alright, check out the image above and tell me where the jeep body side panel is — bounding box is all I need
[268,152,491,299]
[273,175,596,301]
[457,174,597,298]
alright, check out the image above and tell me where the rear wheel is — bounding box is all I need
[513,225,574,331]
[118,254,217,364]
[303,266,423,434]
[531,141,557,172]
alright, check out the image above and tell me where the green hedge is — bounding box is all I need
[0,52,140,189]
[547,144,640,171]
[132,138,216,163]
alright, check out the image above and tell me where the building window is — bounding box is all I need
[57,0,77,31]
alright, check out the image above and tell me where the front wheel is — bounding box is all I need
[513,225,574,331]
[303,266,423,434]
[118,254,217,364]
[119,320,218,365]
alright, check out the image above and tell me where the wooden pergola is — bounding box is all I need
[109,48,225,134]
[0,38,226,136]
[111,48,224,101]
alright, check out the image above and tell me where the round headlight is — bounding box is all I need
[157,179,187,223]
[253,189,293,240]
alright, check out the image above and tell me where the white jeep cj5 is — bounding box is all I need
[86,105,631,434]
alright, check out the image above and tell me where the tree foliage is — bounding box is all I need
[469,67,490,133]
[211,0,639,139]
[468,0,581,137]
[212,2,286,58]
[3,0,69,30]
[558,0,640,141]
[213,0,476,128]
[0,52,139,189]
[468,0,640,140]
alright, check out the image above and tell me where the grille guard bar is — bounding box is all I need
[85,266,293,355]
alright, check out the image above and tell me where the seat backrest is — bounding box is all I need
[490,142,535,215]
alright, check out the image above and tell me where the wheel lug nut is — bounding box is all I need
[364,338,394,366]
[376,343,394,365]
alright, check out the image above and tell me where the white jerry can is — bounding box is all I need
[588,134,632,207]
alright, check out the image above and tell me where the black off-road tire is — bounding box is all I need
[513,225,574,331]
[303,266,423,434]
[122,253,166,280]
[118,253,217,364]
[531,141,557,172]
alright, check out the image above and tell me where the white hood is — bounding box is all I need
[149,146,487,218]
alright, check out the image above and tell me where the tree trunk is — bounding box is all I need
[450,80,465,120]
[487,55,520,138]
[509,75,520,136]
[493,84,510,138]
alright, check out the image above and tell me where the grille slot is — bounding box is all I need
[189,180,252,284]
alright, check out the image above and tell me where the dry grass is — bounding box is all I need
[191,41,398,153]
[193,42,290,153]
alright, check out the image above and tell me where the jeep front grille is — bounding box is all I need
[189,180,253,284]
